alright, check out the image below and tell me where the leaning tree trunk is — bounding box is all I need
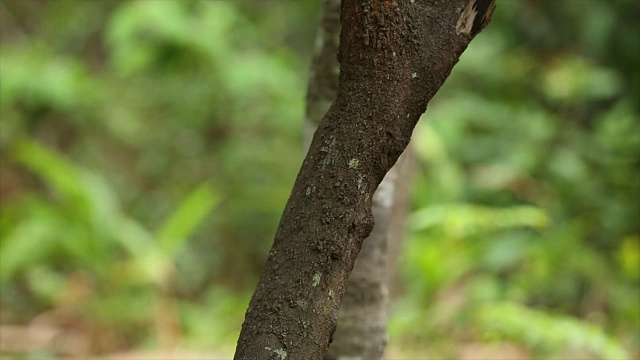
[234,1,495,359]
[304,0,405,358]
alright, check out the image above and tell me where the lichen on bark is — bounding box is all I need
[234,1,494,359]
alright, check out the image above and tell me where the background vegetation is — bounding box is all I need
[0,0,638,359]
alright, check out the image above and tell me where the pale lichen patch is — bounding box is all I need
[348,158,359,169]
[274,349,287,359]
[305,185,316,196]
[265,347,287,360]
[312,272,322,287]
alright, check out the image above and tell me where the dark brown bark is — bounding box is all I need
[234,1,494,359]
[306,1,394,358]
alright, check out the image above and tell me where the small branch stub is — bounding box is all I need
[456,0,496,36]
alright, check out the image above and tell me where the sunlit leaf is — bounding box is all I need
[410,203,550,238]
[617,235,640,281]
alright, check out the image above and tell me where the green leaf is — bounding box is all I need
[0,214,60,283]
[0,46,96,111]
[617,235,640,281]
[155,183,219,258]
[14,139,91,212]
[410,203,550,238]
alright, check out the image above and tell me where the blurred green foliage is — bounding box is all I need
[392,1,639,359]
[0,0,638,359]
[0,0,318,356]
[477,302,628,360]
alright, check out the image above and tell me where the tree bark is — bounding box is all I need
[234,1,494,359]
[305,0,405,358]
[304,0,416,360]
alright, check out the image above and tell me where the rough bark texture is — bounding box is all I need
[234,1,494,359]
[305,2,390,358]
[306,0,397,358]
[323,168,393,360]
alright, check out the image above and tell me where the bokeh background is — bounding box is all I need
[0,0,638,359]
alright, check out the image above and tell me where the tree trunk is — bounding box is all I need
[234,1,494,359]
[305,0,407,358]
